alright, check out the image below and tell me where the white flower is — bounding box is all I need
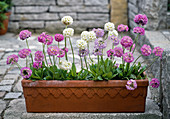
[76,40,87,49]
[63,28,74,37]
[88,31,96,42]
[81,31,90,42]
[61,16,73,26]
[87,58,96,65]
[108,30,118,37]
[104,22,115,31]
[59,60,72,70]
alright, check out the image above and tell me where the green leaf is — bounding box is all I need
[130,74,137,79]
[97,76,103,80]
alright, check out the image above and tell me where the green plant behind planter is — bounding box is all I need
[0,1,9,29]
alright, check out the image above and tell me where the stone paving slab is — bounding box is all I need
[4,92,22,100]
[3,99,162,119]
[0,92,6,99]
[0,100,6,117]
[0,85,12,92]
[0,80,15,86]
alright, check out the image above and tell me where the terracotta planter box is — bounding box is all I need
[0,12,11,35]
[22,79,149,113]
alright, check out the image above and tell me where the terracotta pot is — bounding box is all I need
[0,12,11,35]
[22,79,149,113]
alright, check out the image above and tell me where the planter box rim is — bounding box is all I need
[22,79,149,88]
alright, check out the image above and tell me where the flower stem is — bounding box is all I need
[98,55,100,65]
[80,56,83,70]
[58,42,60,63]
[14,62,21,70]
[84,56,88,70]
[26,39,33,64]
[69,37,75,63]
[53,56,56,66]
[132,55,142,66]
[132,33,139,54]
[26,56,28,67]
[88,43,93,62]
[64,37,68,61]
[47,45,53,65]
[43,44,48,66]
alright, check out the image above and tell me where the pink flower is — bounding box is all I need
[21,67,32,79]
[45,35,53,45]
[62,47,68,52]
[117,24,129,32]
[153,47,164,58]
[54,34,64,42]
[133,27,145,35]
[92,28,104,37]
[34,51,44,62]
[141,44,152,56]
[47,46,59,56]
[38,32,53,45]
[33,62,42,69]
[150,78,160,88]
[113,47,123,57]
[134,14,148,26]
[18,48,31,59]
[57,49,65,58]
[6,54,19,65]
[126,79,137,90]
[123,52,134,63]
[19,30,31,40]
[108,36,119,46]
[126,44,135,52]
[121,36,133,48]
[107,49,114,59]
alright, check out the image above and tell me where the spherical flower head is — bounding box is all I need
[113,47,123,57]
[34,51,44,62]
[141,44,152,56]
[150,78,160,88]
[134,14,148,26]
[108,35,119,46]
[153,47,164,58]
[81,31,90,42]
[108,30,118,37]
[117,24,129,32]
[123,52,134,63]
[93,48,103,56]
[94,38,107,49]
[121,36,133,48]
[63,28,74,37]
[54,34,64,42]
[88,31,97,42]
[19,30,31,40]
[104,22,115,31]
[33,62,42,69]
[133,27,145,35]
[18,48,31,59]
[62,47,68,52]
[59,60,72,70]
[38,32,46,44]
[61,16,73,26]
[6,54,19,65]
[20,67,32,79]
[126,44,135,52]
[126,79,137,90]
[107,49,114,59]
[57,49,65,58]
[47,46,59,56]
[92,28,104,38]
[76,40,87,49]
[45,34,53,45]
[78,49,89,57]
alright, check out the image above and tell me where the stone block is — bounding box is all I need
[0,85,12,92]
[129,0,137,5]
[19,21,44,28]
[128,2,138,14]
[78,13,109,21]
[10,13,59,21]
[13,0,55,5]
[84,0,108,5]
[57,0,83,5]
[59,13,77,19]
[4,74,20,80]
[8,22,19,32]
[0,92,6,98]
[50,6,109,13]
[0,80,15,86]
[13,79,23,92]
[0,100,6,115]
[4,92,22,100]
[15,6,48,13]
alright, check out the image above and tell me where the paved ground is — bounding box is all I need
[0,32,163,119]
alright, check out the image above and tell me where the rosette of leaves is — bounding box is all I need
[0,1,8,29]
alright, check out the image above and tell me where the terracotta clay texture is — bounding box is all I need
[0,12,11,35]
[22,79,149,113]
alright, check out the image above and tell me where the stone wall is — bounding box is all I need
[128,0,168,30]
[9,0,111,34]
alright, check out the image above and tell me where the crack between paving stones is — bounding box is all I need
[1,101,10,119]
